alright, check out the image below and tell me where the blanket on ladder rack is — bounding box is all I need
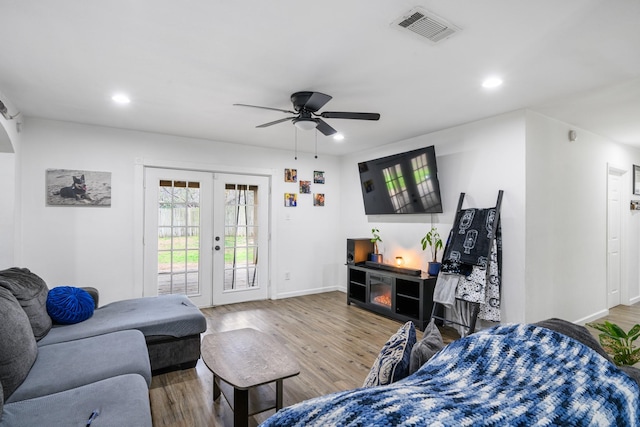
[260,324,640,427]
[441,207,502,322]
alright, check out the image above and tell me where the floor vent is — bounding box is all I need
[393,7,461,44]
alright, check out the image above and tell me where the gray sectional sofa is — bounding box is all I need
[0,267,207,427]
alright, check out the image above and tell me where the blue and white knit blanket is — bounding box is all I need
[261,324,640,426]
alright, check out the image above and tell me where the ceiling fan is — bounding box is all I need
[234,91,380,136]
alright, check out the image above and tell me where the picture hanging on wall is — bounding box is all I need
[314,193,325,207]
[46,169,112,207]
[314,171,325,184]
[285,168,298,183]
[284,193,297,207]
[300,180,311,194]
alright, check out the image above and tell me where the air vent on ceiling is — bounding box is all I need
[393,7,461,44]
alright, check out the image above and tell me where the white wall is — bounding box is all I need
[0,91,22,268]
[16,118,343,305]
[340,111,528,324]
[525,111,640,323]
[12,111,640,323]
[0,153,16,267]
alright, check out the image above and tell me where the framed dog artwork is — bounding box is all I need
[46,169,112,206]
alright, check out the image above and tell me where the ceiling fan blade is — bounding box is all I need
[256,117,296,128]
[315,119,337,136]
[320,111,381,120]
[234,103,296,115]
[303,92,332,112]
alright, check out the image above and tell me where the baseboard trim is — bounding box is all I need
[574,309,609,325]
[629,295,640,305]
[272,285,341,300]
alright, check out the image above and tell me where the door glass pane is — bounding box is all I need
[156,180,201,296]
[224,183,260,291]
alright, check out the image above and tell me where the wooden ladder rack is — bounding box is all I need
[431,190,503,335]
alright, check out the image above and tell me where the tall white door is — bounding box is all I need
[212,173,270,305]
[143,168,213,307]
[607,169,622,308]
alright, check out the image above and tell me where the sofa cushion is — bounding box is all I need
[363,321,416,387]
[409,319,444,375]
[38,294,207,346]
[6,329,151,403]
[0,268,52,340]
[0,374,152,427]
[0,287,38,400]
[0,381,3,421]
[46,286,95,324]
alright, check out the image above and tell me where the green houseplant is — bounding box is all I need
[586,320,640,366]
[421,226,443,276]
[370,228,383,263]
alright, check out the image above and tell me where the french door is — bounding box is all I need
[212,173,269,305]
[143,168,269,307]
[143,168,213,307]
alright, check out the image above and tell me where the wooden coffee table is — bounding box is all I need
[201,328,300,427]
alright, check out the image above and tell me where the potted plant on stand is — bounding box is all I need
[370,228,383,263]
[421,226,443,276]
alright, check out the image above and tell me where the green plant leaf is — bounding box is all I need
[627,324,640,342]
[607,322,628,339]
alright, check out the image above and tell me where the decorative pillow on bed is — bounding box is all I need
[0,267,52,340]
[46,286,95,324]
[363,321,416,387]
[409,319,444,374]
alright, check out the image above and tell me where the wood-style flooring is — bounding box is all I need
[148,291,639,427]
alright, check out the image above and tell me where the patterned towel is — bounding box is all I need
[261,324,640,427]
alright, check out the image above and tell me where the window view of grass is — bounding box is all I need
[157,235,256,265]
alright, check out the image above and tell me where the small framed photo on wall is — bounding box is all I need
[300,180,311,194]
[285,168,297,183]
[314,171,325,184]
[314,193,325,206]
[285,193,297,207]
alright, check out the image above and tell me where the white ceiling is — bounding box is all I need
[0,0,639,156]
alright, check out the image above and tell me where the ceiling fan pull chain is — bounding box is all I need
[294,127,298,160]
[315,130,318,159]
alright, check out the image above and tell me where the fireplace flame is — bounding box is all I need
[373,293,392,307]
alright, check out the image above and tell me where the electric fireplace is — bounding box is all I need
[346,264,439,331]
[369,274,392,309]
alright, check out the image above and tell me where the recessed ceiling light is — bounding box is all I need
[333,133,345,141]
[482,77,503,89]
[112,93,131,104]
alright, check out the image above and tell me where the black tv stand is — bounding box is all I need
[347,264,438,331]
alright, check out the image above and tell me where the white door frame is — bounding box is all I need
[607,163,629,306]
[134,158,275,304]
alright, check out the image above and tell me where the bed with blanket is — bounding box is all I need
[261,323,640,426]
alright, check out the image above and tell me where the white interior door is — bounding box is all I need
[212,173,270,305]
[607,169,622,308]
[143,167,213,307]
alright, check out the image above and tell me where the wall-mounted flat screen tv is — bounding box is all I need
[358,145,443,215]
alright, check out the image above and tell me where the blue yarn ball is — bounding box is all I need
[46,286,95,324]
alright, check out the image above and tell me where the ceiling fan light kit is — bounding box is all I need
[293,118,317,131]
[234,91,380,137]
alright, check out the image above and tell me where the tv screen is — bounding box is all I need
[358,145,443,214]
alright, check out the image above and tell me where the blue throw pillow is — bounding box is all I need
[363,321,416,387]
[46,286,95,324]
